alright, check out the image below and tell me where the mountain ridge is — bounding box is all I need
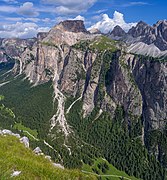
[0,19,167,180]
[109,20,167,57]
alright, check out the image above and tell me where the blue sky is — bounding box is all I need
[0,0,166,38]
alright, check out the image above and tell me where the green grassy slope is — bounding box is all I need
[82,158,139,180]
[0,135,96,180]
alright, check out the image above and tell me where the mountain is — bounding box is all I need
[0,20,167,180]
[109,20,167,57]
[109,25,126,39]
[0,38,36,63]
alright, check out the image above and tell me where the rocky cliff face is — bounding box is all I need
[1,20,167,131]
[42,20,94,46]
[58,20,89,33]
[8,21,143,139]
[1,20,167,169]
[109,20,167,57]
[109,25,126,39]
[0,38,36,62]
[133,57,167,130]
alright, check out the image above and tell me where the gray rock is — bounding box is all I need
[33,147,42,155]
[20,136,29,148]
[53,163,64,169]
[109,20,167,56]
[2,129,13,135]
[45,155,52,161]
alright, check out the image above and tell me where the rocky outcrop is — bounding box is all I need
[43,20,94,46]
[106,53,143,119]
[37,32,48,41]
[109,20,167,57]
[128,21,153,40]
[132,56,167,130]
[0,129,30,148]
[57,20,88,33]
[109,25,126,40]
[89,28,102,34]
[0,38,36,62]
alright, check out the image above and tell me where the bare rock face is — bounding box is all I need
[33,147,42,155]
[37,32,48,41]
[43,20,93,46]
[153,20,167,50]
[132,57,167,130]
[20,136,29,148]
[89,28,102,34]
[0,38,36,62]
[0,50,7,62]
[106,53,143,119]
[110,25,126,38]
[128,21,153,39]
[128,20,167,51]
[9,20,167,131]
[58,20,88,33]
[109,20,167,57]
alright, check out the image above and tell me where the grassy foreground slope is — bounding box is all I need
[0,135,96,180]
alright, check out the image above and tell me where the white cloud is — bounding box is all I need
[42,0,97,15]
[4,17,40,23]
[73,15,85,21]
[122,1,149,7]
[0,5,17,13]
[88,11,137,33]
[42,18,50,23]
[95,9,108,14]
[55,16,68,23]
[4,17,22,22]
[55,15,85,24]
[2,0,18,4]
[130,1,149,5]
[17,2,39,17]
[0,22,49,38]
[24,18,40,23]
[91,15,101,21]
[42,0,96,7]
[55,6,80,15]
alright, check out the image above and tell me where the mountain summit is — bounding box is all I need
[56,20,88,33]
[42,20,93,46]
[109,20,167,57]
[109,25,126,38]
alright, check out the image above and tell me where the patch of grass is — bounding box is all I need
[72,36,118,53]
[82,158,139,180]
[0,96,4,101]
[13,123,38,140]
[0,135,96,179]
[90,36,118,52]
[0,100,15,119]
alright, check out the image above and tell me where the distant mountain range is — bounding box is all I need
[109,20,167,57]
